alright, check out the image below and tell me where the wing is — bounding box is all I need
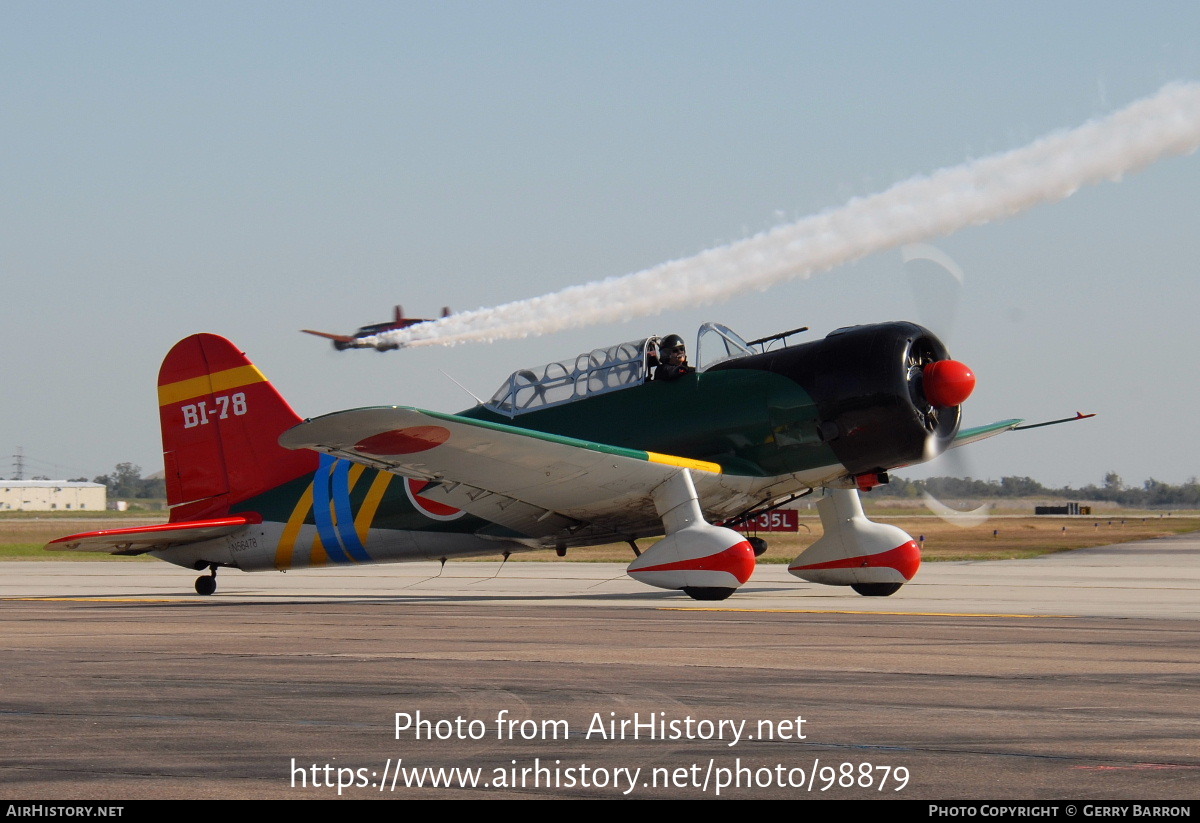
[950,418,1024,449]
[279,407,765,544]
[46,516,257,556]
[300,329,355,343]
[950,411,1095,450]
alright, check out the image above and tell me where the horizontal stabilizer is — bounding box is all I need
[45,515,258,556]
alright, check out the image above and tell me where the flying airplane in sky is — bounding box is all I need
[301,305,451,350]
[46,323,1087,600]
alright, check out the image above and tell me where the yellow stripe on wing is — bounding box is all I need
[157,365,267,406]
[645,452,722,474]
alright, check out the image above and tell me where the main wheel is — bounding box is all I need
[851,582,902,597]
[747,537,768,557]
[195,575,217,596]
[682,586,736,601]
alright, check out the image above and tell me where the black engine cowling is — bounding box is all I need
[709,321,963,475]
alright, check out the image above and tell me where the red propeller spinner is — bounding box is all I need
[922,359,976,408]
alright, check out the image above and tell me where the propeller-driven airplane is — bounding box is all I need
[47,321,1087,600]
[301,305,451,351]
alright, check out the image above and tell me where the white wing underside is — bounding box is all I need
[281,406,815,545]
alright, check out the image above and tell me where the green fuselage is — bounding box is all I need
[460,368,839,478]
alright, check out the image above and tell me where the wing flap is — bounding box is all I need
[46,516,257,556]
[415,481,580,537]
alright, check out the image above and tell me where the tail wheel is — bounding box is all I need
[195,564,218,595]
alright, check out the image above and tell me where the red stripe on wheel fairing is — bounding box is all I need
[634,541,756,584]
[789,541,921,581]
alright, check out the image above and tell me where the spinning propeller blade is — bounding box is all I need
[903,244,989,526]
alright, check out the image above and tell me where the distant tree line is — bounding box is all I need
[876,472,1200,507]
[90,462,166,499]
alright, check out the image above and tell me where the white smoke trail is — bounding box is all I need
[368,81,1200,350]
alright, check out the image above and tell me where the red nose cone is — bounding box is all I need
[923,360,976,407]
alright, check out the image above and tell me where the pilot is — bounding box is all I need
[654,334,691,381]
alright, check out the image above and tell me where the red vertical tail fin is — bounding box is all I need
[158,334,317,521]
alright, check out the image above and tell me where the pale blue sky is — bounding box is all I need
[3,1,1198,488]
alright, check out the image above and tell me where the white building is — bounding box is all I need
[0,481,107,512]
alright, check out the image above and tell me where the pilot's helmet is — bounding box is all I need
[661,334,686,355]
